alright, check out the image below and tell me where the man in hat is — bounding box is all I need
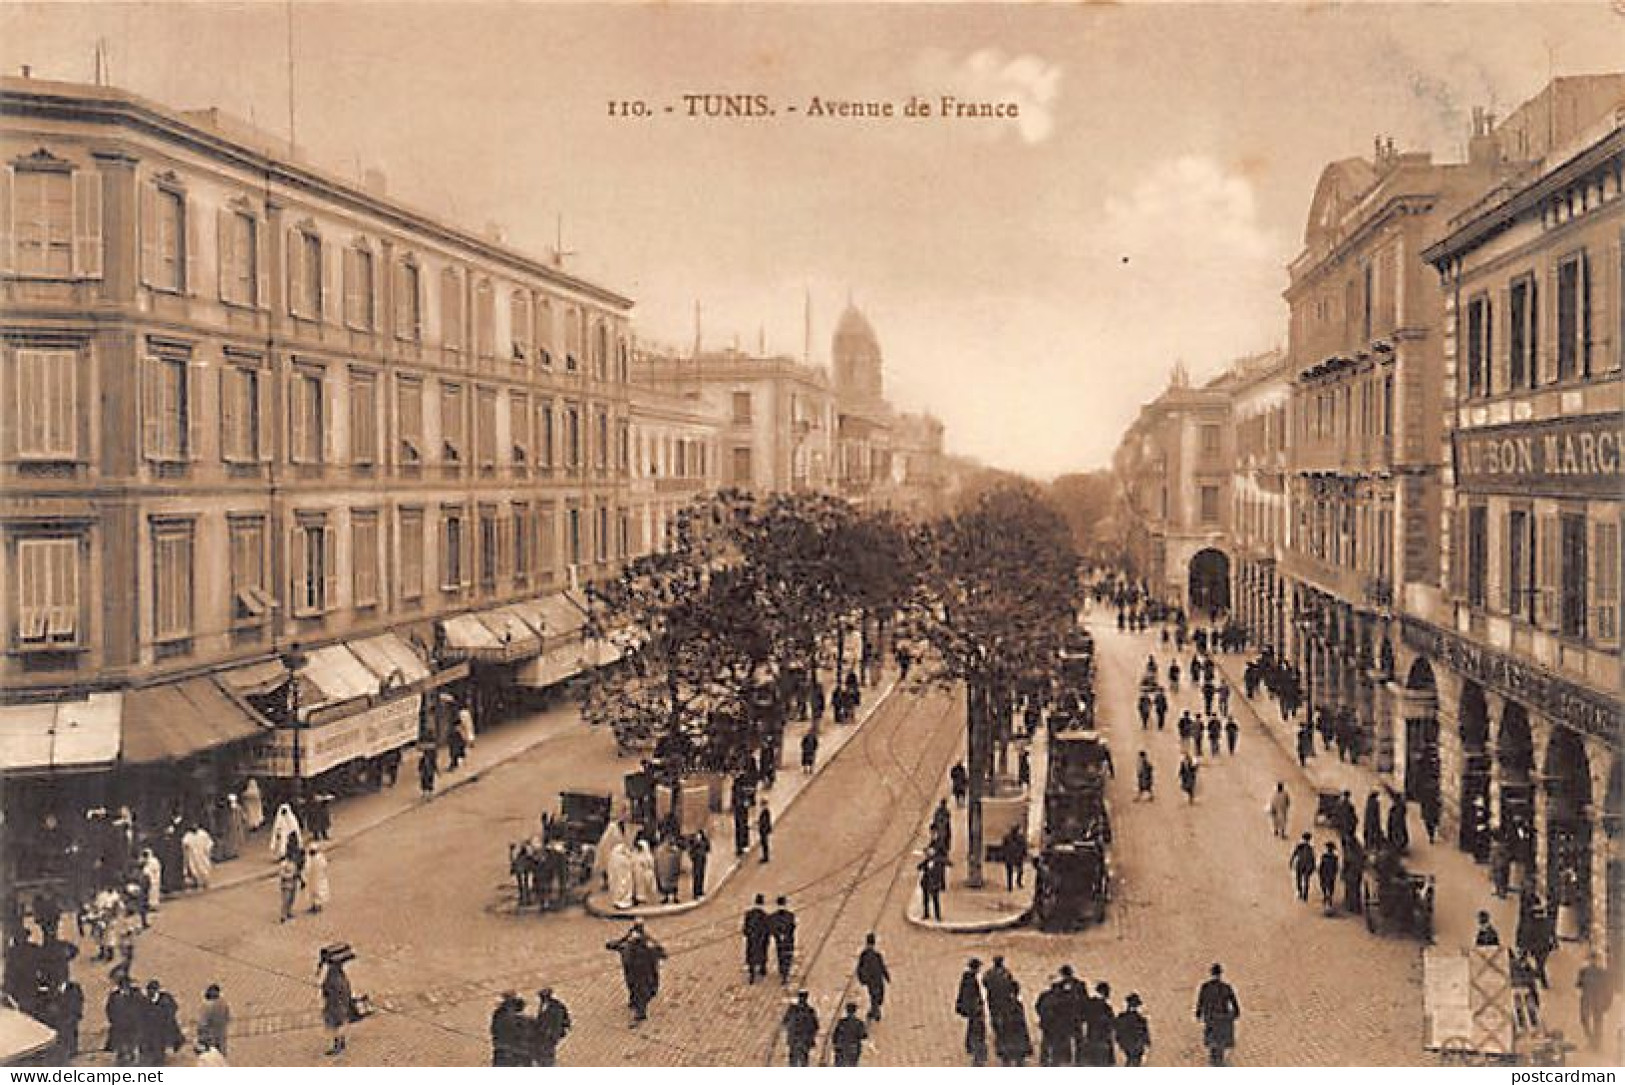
[781,990,820,1066]
[769,897,797,985]
[1474,910,1501,947]
[955,958,989,1066]
[605,921,665,1025]
[1194,963,1240,1067]
[489,992,528,1066]
[105,972,143,1065]
[195,983,231,1058]
[743,895,771,983]
[1290,833,1316,902]
[856,933,890,1022]
[137,979,185,1067]
[531,987,571,1066]
[1114,993,1151,1066]
[1317,841,1341,909]
[831,1001,868,1066]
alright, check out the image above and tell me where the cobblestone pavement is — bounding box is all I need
[68,619,1451,1066]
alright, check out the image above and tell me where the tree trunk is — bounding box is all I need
[966,675,987,889]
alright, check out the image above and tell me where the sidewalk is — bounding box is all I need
[1214,650,1622,1067]
[184,696,588,896]
[904,721,1046,934]
[584,668,901,919]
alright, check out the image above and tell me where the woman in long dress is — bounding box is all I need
[607,842,636,909]
[270,804,302,861]
[242,779,265,833]
[139,849,163,911]
[631,839,659,906]
[182,826,215,889]
[305,844,331,913]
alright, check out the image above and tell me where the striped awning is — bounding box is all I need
[121,677,266,765]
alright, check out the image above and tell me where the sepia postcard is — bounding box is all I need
[0,0,1621,1070]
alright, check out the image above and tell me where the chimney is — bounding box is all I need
[361,168,388,197]
[1467,105,1502,167]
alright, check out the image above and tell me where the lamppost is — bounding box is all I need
[281,648,307,806]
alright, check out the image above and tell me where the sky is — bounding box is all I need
[5,2,1624,478]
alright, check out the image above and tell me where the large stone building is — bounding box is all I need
[1226,350,1292,650]
[1418,79,1624,960]
[1111,362,1235,612]
[626,384,724,553]
[1279,121,1515,777]
[0,76,633,831]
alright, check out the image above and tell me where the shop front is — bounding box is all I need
[116,675,269,828]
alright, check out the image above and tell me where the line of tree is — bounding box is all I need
[581,482,1079,880]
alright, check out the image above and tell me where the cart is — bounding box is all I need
[1313,789,1343,827]
[511,791,612,912]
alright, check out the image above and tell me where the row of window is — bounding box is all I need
[1297,373,1394,446]
[10,500,637,654]
[1459,505,1619,643]
[1461,243,1616,398]
[1293,493,1395,586]
[6,159,630,379]
[5,343,629,472]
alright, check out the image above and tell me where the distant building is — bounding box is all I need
[1111,362,1235,613]
[1225,350,1292,649]
[626,384,725,554]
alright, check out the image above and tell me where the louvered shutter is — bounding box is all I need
[184,198,200,296]
[140,183,159,286]
[289,526,307,615]
[319,237,336,324]
[218,367,236,460]
[324,372,340,463]
[141,355,162,460]
[1537,514,1558,628]
[1582,251,1594,377]
[186,360,206,460]
[287,227,306,316]
[343,247,359,326]
[216,208,233,301]
[254,216,271,309]
[72,170,102,279]
[255,367,274,461]
[0,166,13,274]
[322,524,338,612]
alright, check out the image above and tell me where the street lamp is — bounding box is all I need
[281,648,308,806]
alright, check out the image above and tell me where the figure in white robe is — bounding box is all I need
[139,849,163,910]
[242,778,265,832]
[595,820,628,886]
[182,827,215,888]
[607,842,636,909]
[269,804,302,861]
[631,839,659,906]
[305,845,331,912]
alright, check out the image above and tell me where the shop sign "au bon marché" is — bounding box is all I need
[1453,414,1624,497]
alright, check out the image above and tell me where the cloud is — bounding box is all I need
[911,47,1062,144]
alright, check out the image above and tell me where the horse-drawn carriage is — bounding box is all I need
[510,791,612,912]
[1361,850,1435,941]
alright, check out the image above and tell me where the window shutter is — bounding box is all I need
[186,361,206,460]
[1582,250,1594,376]
[344,247,359,325]
[184,198,200,296]
[255,367,274,462]
[286,227,305,316]
[140,183,159,286]
[218,367,236,460]
[254,217,271,310]
[322,525,338,612]
[289,374,306,463]
[72,170,102,279]
[325,374,341,463]
[320,237,336,324]
[141,355,162,460]
[216,208,233,301]
[372,252,385,333]
[1537,514,1558,628]
[289,526,307,615]
[0,166,13,274]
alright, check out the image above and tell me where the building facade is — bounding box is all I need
[1420,82,1624,963]
[626,385,725,555]
[1280,131,1511,777]
[1226,350,1292,650]
[0,77,633,829]
[1111,364,1234,612]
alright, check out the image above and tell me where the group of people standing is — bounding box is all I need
[953,956,1162,1067]
[601,825,710,910]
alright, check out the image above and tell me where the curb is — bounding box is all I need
[904,906,1032,934]
[583,674,903,921]
[169,719,581,897]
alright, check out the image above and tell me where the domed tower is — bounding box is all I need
[832,302,884,406]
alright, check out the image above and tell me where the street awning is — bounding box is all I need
[0,694,122,775]
[121,677,267,765]
[580,638,625,669]
[478,606,543,661]
[214,657,290,699]
[0,1005,56,1065]
[294,645,380,719]
[534,591,588,642]
[440,613,502,660]
[349,633,432,690]
[515,646,585,689]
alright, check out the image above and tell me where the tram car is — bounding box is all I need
[1035,729,1113,932]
